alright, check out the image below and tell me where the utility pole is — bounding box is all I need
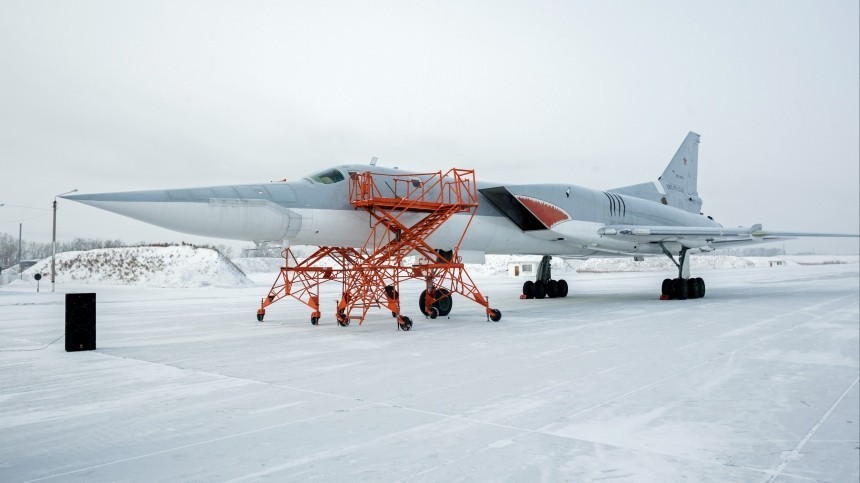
[52,189,77,293]
[18,223,22,265]
[51,199,56,292]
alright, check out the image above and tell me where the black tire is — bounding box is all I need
[522,280,535,299]
[418,290,431,316]
[337,310,349,327]
[557,279,569,298]
[534,280,547,299]
[429,307,438,319]
[434,288,452,316]
[400,316,413,331]
[546,280,558,298]
[697,278,706,298]
[687,278,700,299]
[256,313,264,322]
[673,278,688,300]
[311,316,319,325]
[661,278,673,296]
[489,308,502,322]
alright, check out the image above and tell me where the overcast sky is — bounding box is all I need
[1,0,858,255]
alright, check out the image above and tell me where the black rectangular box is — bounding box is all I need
[65,293,96,352]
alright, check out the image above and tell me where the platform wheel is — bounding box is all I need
[337,310,350,327]
[256,309,265,322]
[311,316,320,325]
[434,288,453,316]
[418,289,431,316]
[429,307,439,319]
[399,316,413,331]
[489,308,502,322]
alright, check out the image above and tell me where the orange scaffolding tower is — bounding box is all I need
[256,168,502,330]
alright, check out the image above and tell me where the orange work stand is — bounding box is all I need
[256,168,501,330]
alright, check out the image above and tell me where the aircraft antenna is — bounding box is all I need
[370,157,378,166]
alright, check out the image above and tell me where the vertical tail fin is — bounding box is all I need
[658,131,701,213]
[609,131,703,213]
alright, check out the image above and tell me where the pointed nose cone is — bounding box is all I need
[63,185,303,242]
[62,189,176,222]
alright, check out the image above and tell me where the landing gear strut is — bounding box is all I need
[521,256,569,300]
[659,244,706,300]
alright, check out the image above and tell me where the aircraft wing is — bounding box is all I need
[597,224,858,250]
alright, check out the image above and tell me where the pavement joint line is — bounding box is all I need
[765,375,860,483]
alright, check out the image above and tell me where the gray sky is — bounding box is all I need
[1,0,858,255]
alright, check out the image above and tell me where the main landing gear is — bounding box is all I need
[521,256,569,300]
[659,244,706,300]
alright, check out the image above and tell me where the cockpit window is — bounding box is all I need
[307,168,345,184]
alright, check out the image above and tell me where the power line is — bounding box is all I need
[0,213,52,224]
[0,203,51,211]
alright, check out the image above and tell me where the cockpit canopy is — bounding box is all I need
[306,168,345,184]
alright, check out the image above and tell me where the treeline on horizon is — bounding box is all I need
[0,233,234,269]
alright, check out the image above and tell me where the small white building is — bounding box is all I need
[508,261,537,277]
[769,259,785,267]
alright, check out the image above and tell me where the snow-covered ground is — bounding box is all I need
[1,261,858,481]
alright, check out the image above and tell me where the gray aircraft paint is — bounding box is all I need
[64,132,856,263]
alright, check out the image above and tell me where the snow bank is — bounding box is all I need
[20,246,252,287]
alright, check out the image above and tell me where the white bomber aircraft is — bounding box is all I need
[66,132,856,305]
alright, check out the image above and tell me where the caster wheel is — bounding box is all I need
[400,316,413,331]
[311,316,319,325]
[489,308,502,322]
[337,311,349,327]
[429,307,439,319]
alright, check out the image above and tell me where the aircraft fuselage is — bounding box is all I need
[67,163,721,259]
